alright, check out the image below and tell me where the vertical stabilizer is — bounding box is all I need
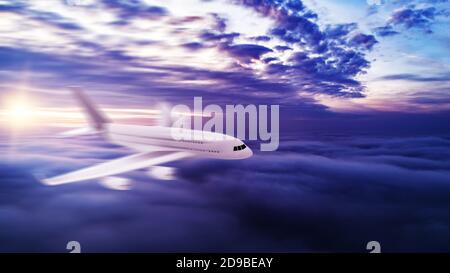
[69,86,110,130]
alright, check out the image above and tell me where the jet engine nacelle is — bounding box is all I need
[147,166,176,180]
[99,176,132,190]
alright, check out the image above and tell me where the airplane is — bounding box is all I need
[41,87,253,188]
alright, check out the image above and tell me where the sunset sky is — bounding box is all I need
[0,0,449,125]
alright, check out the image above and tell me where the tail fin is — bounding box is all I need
[69,86,110,131]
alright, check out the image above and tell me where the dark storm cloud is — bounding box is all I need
[2,135,450,252]
[231,0,378,97]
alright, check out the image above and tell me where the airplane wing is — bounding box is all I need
[41,151,192,185]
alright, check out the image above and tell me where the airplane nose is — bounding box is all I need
[246,147,253,158]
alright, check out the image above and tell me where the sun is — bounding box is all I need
[2,95,36,128]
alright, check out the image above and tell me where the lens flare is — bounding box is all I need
[1,95,36,128]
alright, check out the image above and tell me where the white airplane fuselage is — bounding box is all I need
[106,123,253,160]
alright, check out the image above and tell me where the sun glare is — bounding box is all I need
[2,95,36,128]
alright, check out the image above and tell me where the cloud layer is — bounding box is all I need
[1,134,450,252]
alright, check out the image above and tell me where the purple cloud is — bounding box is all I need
[390,7,438,30]
[0,1,83,31]
[2,135,450,252]
[231,0,378,97]
[373,25,399,37]
[221,44,273,62]
[374,3,450,36]
[101,0,168,20]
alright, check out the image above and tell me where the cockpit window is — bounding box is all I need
[233,144,247,151]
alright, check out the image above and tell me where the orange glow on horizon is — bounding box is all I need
[0,102,169,129]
